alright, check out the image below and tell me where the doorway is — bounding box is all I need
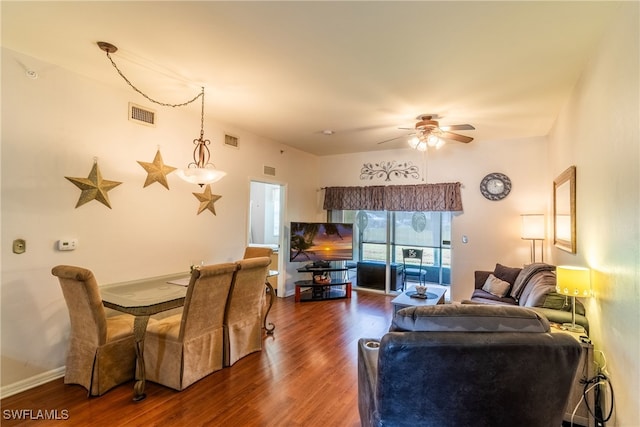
[249,180,286,296]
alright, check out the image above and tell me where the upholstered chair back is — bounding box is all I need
[224,256,271,366]
[180,263,238,342]
[243,246,273,259]
[52,265,107,346]
[51,265,136,396]
[144,262,237,391]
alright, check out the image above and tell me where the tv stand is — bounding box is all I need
[295,266,351,302]
[306,260,331,269]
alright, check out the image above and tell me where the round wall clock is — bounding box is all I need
[480,173,512,201]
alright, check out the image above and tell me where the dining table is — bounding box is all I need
[101,272,190,401]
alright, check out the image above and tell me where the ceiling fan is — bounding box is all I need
[378,114,475,151]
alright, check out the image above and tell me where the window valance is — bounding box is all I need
[323,182,463,212]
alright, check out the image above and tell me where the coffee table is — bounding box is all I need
[391,285,446,314]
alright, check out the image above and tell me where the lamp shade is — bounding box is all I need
[176,167,226,185]
[556,266,591,298]
[521,214,545,239]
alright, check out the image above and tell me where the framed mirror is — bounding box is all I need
[553,166,576,253]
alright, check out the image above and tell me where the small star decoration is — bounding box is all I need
[65,161,122,209]
[137,149,176,189]
[193,184,222,215]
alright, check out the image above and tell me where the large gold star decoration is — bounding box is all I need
[193,184,222,215]
[65,161,122,209]
[137,149,176,189]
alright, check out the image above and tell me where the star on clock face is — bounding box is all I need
[137,149,176,189]
[65,162,122,209]
[193,184,222,215]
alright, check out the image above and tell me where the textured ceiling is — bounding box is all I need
[1,1,622,155]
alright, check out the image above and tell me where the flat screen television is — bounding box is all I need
[289,222,353,264]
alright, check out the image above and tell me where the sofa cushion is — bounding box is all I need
[390,304,550,333]
[467,291,517,305]
[510,263,556,301]
[493,263,522,285]
[482,274,511,298]
[541,292,586,316]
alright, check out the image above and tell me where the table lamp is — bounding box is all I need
[556,266,591,333]
[521,214,545,263]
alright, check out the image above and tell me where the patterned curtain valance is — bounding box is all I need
[323,182,463,212]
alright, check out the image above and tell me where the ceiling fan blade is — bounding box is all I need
[440,124,475,131]
[377,135,405,145]
[440,131,473,143]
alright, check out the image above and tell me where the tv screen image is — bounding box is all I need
[290,222,353,263]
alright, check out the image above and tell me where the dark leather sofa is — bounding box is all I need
[358,304,582,427]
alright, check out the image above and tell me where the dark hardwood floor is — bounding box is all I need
[1,290,394,427]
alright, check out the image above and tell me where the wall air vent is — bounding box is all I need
[128,103,156,127]
[224,134,239,148]
[263,165,276,177]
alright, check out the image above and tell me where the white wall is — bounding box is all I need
[547,3,639,424]
[319,137,549,302]
[0,48,320,389]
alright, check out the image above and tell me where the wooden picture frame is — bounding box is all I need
[553,166,576,253]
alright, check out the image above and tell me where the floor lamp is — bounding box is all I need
[556,266,591,333]
[521,214,545,263]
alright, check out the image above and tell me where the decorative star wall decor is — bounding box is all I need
[137,149,176,189]
[193,184,222,215]
[65,160,122,208]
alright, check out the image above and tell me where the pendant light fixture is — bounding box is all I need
[97,41,226,186]
[175,87,226,185]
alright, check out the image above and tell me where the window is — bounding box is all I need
[332,209,451,285]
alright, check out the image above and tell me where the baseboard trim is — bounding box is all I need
[0,367,65,399]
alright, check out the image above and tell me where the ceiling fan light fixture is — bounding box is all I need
[426,134,440,147]
[408,136,427,151]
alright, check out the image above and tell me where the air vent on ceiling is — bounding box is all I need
[128,103,156,127]
[263,165,276,177]
[224,134,239,148]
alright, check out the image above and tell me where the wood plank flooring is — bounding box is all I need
[1,290,394,427]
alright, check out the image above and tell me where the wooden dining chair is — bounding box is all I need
[143,263,237,391]
[224,257,272,366]
[51,265,136,396]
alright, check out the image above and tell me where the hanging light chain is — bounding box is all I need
[104,50,202,108]
[193,87,211,169]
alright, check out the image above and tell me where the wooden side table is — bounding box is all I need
[550,324,596,427]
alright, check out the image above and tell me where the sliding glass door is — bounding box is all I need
[332,209,451,285]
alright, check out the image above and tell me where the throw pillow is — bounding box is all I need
[493,263,522,285]
[482,274,511,298]
[542,292,570,311]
